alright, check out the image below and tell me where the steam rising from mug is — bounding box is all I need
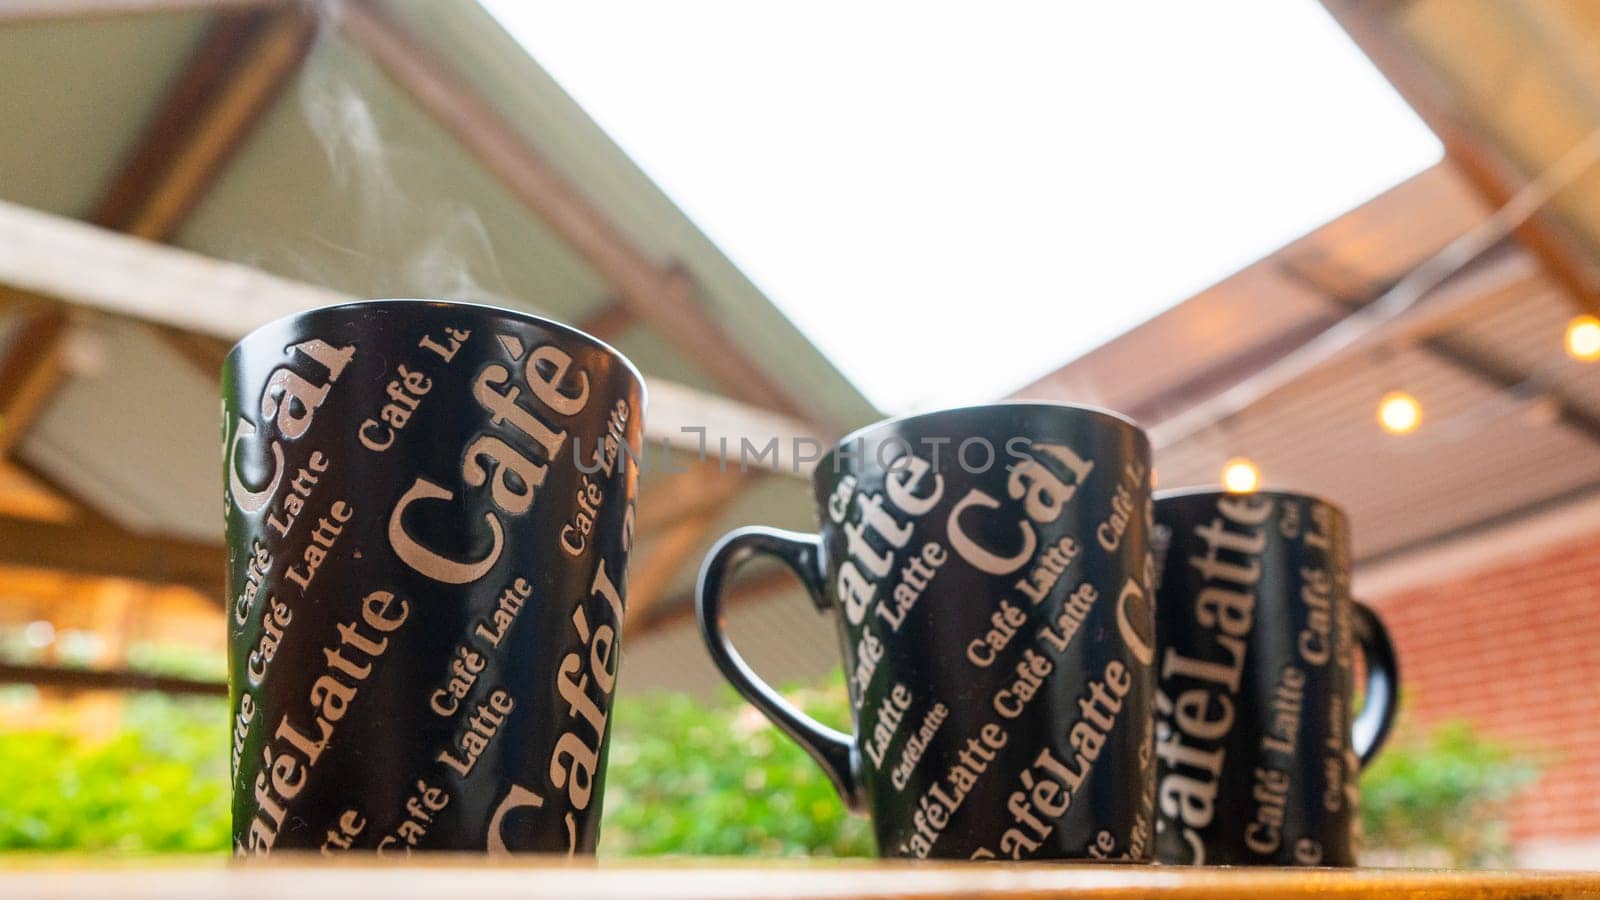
[230,29,521,308]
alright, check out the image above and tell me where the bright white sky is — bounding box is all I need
[484,1,1441,414]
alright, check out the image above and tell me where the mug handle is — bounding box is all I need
[1351,601,1400,767]
[696,526,864,812]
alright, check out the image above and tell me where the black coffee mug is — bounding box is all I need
[224,299,643,855]
[698,403,1159,860]
[1150,488,1399,866]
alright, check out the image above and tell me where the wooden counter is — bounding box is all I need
[3,857,1599,898]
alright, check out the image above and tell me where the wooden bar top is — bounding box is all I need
[3,857,1599,898]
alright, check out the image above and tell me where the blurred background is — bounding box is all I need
[0,0,1597,868]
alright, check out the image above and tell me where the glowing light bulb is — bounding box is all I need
[1378,390,1422,435]
[1221,457,1260,494]
[1567,314,1600,362]
[23,621,55,648]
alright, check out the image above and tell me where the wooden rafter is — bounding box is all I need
[635,563,799,636]
[1298,261,1600,448]
[1120,312,1346,427]
[0,304,95,523]
[1146,242,1542,448]
[89,3,306,388]
[0,0,281,23]
[0,662,224,697]
[331,1,819,424]
[0,310,70,458]
[627,458,755,621]
[637,459,750,534]
[0,516,226,597]
[647,379,829,478]
[92,9,258,231]
[0,199,823,473]
[626,501,733,626]
[153,326,233,380]
[0,462,76,523]
[0,454,214,584]
[1321,0,1600,316]
[92,7,314,241]
[577,299,636,343]
[0,197,347,338]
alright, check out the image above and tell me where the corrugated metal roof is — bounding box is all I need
[626,168,1600,695]
[18,319,219,542]
[1016,162,1600,563]
[0,0,876,552]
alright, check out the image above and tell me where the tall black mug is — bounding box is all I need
[223,300,643,855]
[698,403,1159,860]
[1151,488,1399,866]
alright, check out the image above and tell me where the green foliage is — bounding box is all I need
[122,643,228,682]
[0,682,1537,864]
[0,694,230,852]
[0,679,873,857]
[1360,720,1540,867]
[600,679,875,857]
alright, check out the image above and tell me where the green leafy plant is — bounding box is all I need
[1360,720,1540,867]
[0,679,873,857]
[0,683,1539,864]
[600,679,874,857]
[0,694,229,852]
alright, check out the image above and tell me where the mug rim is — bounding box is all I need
[814,400,1146,484]
[1154,484,1345,514]
[227,298,648,405]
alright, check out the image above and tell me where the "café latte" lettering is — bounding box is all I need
[387,331,589,585]
[1155,493,1272,865]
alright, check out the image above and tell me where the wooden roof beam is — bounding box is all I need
[0,661,224,697]
[1321,0,1600,317]
[577,299,637,343]
[625,497,736,627]
[0,311,70,459]
[1300,265,1600,449]
[0,199,824,475]
[0,516,226,597]
[637,459,751,535]
[92,6,314,241]
[627,456,760,621]
[1149,99,1600,450]
[0,0,283,23]
[634,563,797,637]
[0,197,348,338]
[1147,242,1540,448]
[330,1,819,424]
[647,379,829,478]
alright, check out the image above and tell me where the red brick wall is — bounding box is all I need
[1367,528,1600,843]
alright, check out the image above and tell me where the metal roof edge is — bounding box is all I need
[1005,162,1472,406]
[373,0,879,432]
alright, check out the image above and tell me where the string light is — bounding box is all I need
[1567,314,1600,362]
[23,621,55,648]
[1221,457,1260,494]
[1377,390,1423,435]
